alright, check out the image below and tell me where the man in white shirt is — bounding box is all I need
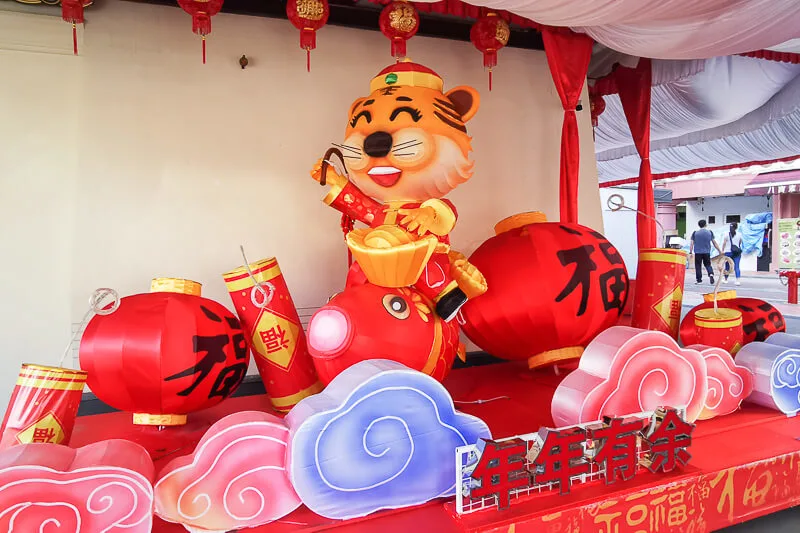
[722,222,743,285]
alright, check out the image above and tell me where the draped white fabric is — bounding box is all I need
[595,57,800,182]
[415,0,800,59]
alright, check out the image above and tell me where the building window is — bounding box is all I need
[725,214,741,224]
[707,215,716,224]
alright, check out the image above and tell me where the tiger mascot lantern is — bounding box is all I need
[312,59,487,321]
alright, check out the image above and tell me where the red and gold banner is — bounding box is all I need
[694,308,744,354]
[223,258,322,412]
[631,248,687,339]
[0,365,86,449]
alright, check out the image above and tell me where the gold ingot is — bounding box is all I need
[347,225,438,288]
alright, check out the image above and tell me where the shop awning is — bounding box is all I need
[744,170,800,195]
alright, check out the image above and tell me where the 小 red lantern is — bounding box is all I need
[459,212,630,370]
[379,0,419,60]
[470,12,510,91]
[286,0,330,72]
[178,0,224,64]
[590,90,606,127]
[79,278,250,426]
[61,0,92,55]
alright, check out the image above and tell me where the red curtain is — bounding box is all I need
[614,59,655,249]
[542,29,593,224]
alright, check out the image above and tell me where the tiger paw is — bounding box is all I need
[449,251,487,299]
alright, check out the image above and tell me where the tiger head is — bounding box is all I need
[339,60,480,203]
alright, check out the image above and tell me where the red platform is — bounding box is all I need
[70,361,800,533]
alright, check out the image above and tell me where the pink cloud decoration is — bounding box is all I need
[0,439,154,533]
[154,411,301,532]
[687,344,754,420]
[552,326,708,426]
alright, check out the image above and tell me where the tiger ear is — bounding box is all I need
[444,86,480,123]
[349,97,367,117]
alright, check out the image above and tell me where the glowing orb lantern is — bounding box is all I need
[286,0,330,71]
[379,0,419,60]
[470,12,510,91]
[459,212,630,370]
[79,278,249,426]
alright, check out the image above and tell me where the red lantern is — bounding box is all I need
[286,0,330,72]
[178,0,224,64]
[459,212,630,370]
[79,278,249,426]
[590,90,606,127]
[379,0,419,60]
[470,12,510,91]
[61,0,91,56]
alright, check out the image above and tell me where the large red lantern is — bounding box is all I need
[470,12,510,91]
[61,0,92,55]
[178,0,224,64]
[79,278,249,426]
[459,212,630,370]
[379,0,419,60]
[286,0,330,72]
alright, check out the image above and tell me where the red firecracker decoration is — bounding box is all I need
[379,0,419,60]
[61,0,90,56]
[590,90,606,127]
[178,0,224,64]
[459,212,630,370]
[470,12,510,91]
[79,278,250,426]
[286,0,330,72]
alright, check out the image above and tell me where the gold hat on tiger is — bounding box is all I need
[370,58,444,94]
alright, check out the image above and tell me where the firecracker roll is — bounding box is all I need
[223,258,323,412]
[0,365,86,449]
[631,248,687,339]
[694,308,744,354]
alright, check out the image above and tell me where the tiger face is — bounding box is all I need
[340,84,480,203]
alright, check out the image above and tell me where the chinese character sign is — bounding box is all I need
[223,258,322,413]
[459,214,630,371]
[465,408,694,512]
[79,278,249,425]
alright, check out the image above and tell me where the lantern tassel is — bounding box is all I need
[488,69,493,92]
[391,38,407,60]
[307,49,311,72]
[72,22,78,55]
[202,35,206,64]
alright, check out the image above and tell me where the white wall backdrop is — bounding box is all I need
[0,2,602,408]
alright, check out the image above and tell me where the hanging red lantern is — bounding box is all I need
[286,0,330,72]
[178,0,224,64]
[79,278,250,426]
[590,90,606,127]
[470,12,510,91]
[379,0,419,60]
[61,0,91,56]
[459,212,630,370]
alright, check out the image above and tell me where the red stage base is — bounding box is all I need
[70,361,800,533]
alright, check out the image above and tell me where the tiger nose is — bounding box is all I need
[363,131,393,158]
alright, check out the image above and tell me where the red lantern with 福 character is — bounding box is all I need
[379,0,419,60]
[286,0,330,72]
[178,0,224,64]
[458,212,630,370]
[680,293,786,347]
[61,0,92,55]
[470,12,510,91]
[79,278,250,426]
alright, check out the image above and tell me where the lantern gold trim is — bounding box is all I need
[494,211,548,235]
[133,413,188,426]
[150,277,202,296]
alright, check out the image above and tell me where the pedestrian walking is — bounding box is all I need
[690,220,722,284]
[722,222,743,285]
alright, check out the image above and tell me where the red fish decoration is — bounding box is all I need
[680,297,785,347]
[306,264,462,385]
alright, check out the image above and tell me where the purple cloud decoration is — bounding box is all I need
[285,359,491,520]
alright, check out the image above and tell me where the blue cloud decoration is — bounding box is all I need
[737,336,800,416]
[285,359,491,520]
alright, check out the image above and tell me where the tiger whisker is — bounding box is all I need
[341,155,360,159]
[393,143,422,152]
[393,139,421,149]
[332,143,361,154]
[393,152,417,157]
